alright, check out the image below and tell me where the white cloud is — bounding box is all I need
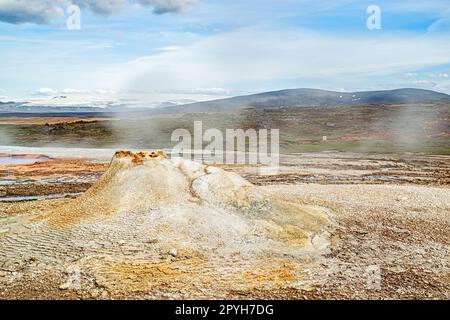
[61,88,85,94]
[156,45,182,52]
[429,72,449,78]
[0,0,199,24]
[137,0,198,14]
[31,87,57,96]
[410,80,437,86]
[193,88,231,95]
[0,0,65,24]
[95,88,117,94]
[73,0,125,15]
[100,27,450,93]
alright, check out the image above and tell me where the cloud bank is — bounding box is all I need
[101,28,450,93]
[31,87,57,96]
[0,0,64,24]
[138,0,198,14]
[73,0,125,15]
[0,0,198,24]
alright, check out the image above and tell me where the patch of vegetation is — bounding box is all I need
[0,104,449,154]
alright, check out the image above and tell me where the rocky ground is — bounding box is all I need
[252,184,450,299]
[0,151,449,299]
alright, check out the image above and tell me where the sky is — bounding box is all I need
[0,0,450,105]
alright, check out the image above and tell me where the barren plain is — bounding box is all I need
[0,150,448,299]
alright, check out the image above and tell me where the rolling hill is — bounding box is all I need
[164,88,450,114]
[1,88,450,115]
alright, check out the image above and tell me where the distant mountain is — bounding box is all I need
[163,88,450,113]
[1,88,449,115]
[0,101,122,114]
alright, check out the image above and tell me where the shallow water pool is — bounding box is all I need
[0,193,83,202]
[0,156,50,165]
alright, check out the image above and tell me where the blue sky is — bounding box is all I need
[0,0,450,103]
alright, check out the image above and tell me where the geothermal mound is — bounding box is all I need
[0,151,333,298]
